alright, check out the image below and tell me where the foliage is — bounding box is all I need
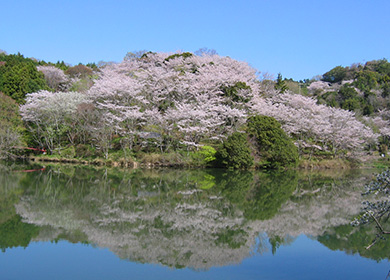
[191,145,217,166]
[274,73,288,93]
[18,51,379,163]
[58,145,76,158]
[246,115,299,169]
[38,60,70,71]
[220,81,251,103]
[352,169,390,249]
[216,132,253,169]
[313,59,390,117]
[213,228,247,249]
[0,92,25,158]
[354,70,380,92]
[319,224,390,262]
[0,215,40,252]
[0,53,48,103]
[322,66,348,83]
[338,85,362,111]
[0,91,23,128]
[65,64,93,78]
[215,169,297,220]
[164,52,193,62]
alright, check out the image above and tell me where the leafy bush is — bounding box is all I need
[322,66,347,83]
[164,52,193,62]
[60,145,76,159]
[0,92,24,158]
[220,81,251,103]
[75,144,97,158]
[216,132,253,169]
[191,145,217,166]
[246,115,299,169]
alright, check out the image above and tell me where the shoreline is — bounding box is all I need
[21,153,388,170]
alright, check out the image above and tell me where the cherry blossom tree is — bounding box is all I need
[86,52,259,150]
[20,51,381,159]
[37,65,69,91]
[250,92,377,155]
[20,90,89,153]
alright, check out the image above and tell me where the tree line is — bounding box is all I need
[1,50,389,168]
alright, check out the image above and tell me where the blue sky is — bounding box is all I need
[1,0,389,81]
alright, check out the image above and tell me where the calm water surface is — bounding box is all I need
[0,162,389,279]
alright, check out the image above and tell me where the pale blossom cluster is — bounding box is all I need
[86,52,257,148]
[251,93,377,152]
[19,52,383,155]
[37,66,70,90]
[363,112,390,138]
[20,90,89,152]
[307,81,332,92]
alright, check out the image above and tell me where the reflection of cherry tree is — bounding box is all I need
[13,167,369,269]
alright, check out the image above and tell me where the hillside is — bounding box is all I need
[1,51,389,168]
[306,59,390,116]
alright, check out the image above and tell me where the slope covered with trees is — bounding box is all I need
[307,59,390,116]
[1,50,388,168]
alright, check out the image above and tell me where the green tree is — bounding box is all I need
[0,53,48,103]
[216,132,254,169]
[338,85,362,111]
[246,115,299,169]
[353,70,380,92]
[0,92,25,158]
[274,73,288,93]
[322,66,347,83]
[365,59,390,75]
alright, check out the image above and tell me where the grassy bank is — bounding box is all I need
[25,150,390,170]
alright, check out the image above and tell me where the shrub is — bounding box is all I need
[75,144,96,158]
[60,145,76,159]
[216,132,253,169]
[164,52,193,62]
[191,145,217,167]
[246,115,299,169]
[140,153,162,165]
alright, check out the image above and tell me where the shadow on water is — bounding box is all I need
[0,162,387,269]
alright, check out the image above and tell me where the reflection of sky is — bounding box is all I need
[1,236,389,280]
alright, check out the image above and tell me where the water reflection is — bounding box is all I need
[0,163,384,269]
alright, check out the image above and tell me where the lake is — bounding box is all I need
[1,162,389,279]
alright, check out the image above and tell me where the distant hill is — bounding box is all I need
[305,59,390,116]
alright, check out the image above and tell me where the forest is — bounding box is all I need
[1,49,390,169]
